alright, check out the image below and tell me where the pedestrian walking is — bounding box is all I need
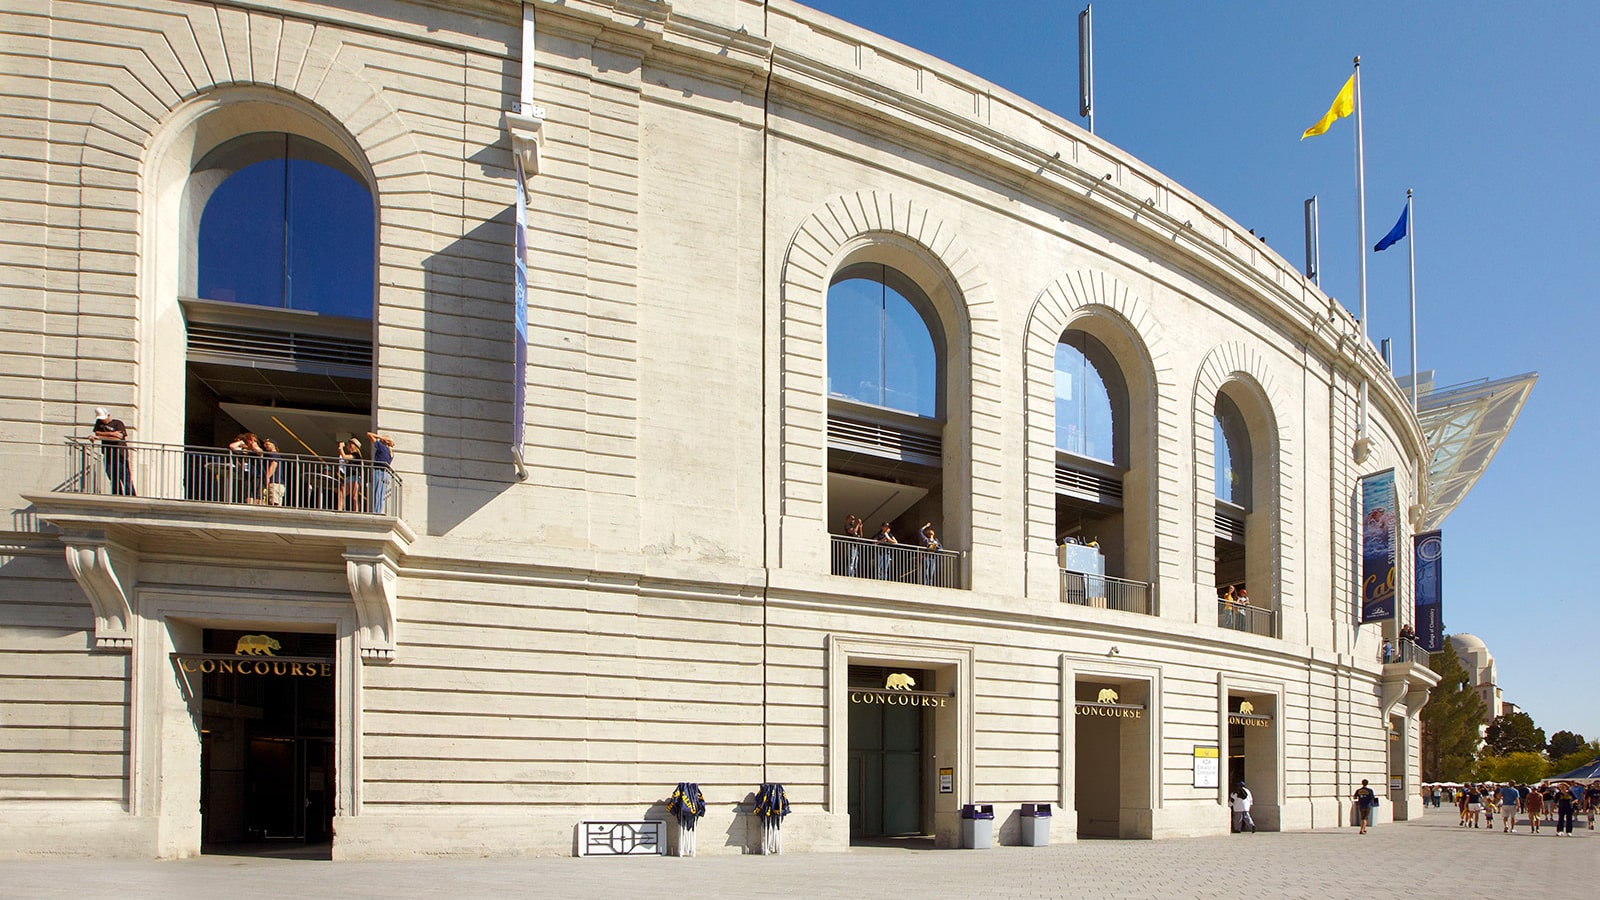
[1230,781,1256,833]
[1353,779,1377,835]
[1554,782,1578,836]
[1499,783,1520,833]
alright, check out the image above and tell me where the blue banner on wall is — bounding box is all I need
[1360,469,1397,623]
[512,152,529,469]
[1413,531,1443,651]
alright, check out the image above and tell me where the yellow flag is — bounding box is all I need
[1301,75,1355,140]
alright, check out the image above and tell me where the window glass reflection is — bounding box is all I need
[1055,336,1114,462]
[827,267,938,418]
[194,133,374,320]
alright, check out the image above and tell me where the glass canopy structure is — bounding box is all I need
[1404,371,1539,531]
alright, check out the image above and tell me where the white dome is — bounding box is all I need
[1450,633,1489,654]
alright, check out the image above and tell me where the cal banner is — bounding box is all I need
[1359,469,1397,622]
[1413,530,1443,651]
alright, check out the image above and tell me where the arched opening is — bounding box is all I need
[1212,383,1276,635]
[138,92,384,514]
[825,261,956,586]
[1055,326,1149,613]
[180,131,376,455]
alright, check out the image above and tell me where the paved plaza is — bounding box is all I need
[3,812,1596,899]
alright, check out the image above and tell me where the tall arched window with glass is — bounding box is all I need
[1054,330,1143,611]
[1213,391,1261,633]
[178,132,378,503]
[824,263,953,586]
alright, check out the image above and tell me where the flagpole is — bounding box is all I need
[1406,188,1417,411]
[1353,57,1369,441]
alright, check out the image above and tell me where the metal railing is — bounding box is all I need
[1384,637,1430,666]
[829,535,962,588]
[1061,571,1154,615]
[1218,599,1275,636]
[61,438,402,517]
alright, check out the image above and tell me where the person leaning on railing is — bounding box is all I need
[91,407,136,496]
[918,523,941,585]
[366,431,396,514]
[874,522,898,580]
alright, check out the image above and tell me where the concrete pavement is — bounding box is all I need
[3,812,1595,899]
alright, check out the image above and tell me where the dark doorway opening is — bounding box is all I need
[199,629,335,858]
[848,666,929,844]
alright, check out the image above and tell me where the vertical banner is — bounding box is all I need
[1413,530,1443,651]
[512,152,529,470]
[1359,469,1397,622]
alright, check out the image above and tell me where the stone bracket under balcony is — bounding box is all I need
[1379,655,1441,719]
[25,492,414,660]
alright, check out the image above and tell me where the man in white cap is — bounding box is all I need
[91,407,135,496]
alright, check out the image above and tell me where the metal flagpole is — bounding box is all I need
[1406,188,1417,411]
[1078,5,1094,135]
[1353,57,1369,440]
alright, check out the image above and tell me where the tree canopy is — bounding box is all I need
[1476,751,1550,784]
[1421,639,1487,782]
[1485,711,1546,755]
[1548,730,1587,760]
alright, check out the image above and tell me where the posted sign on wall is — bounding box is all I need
[1193,745,1220,789]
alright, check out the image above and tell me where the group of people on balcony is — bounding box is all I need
[84,406,396,514]
[1217,584,1253,630]
[216,431,395,513]
[837,515,945,585]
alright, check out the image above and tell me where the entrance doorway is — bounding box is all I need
[847,666,929,841]
[1074,678,1152,839]
[1226,694,1278,830]
[198,629,335,857]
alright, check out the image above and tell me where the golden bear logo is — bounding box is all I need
[1239,700,1255,716]
[1097,688,1119,704]
[235,634,282,656]
[885,673,917,691]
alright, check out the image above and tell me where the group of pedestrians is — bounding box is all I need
[838,516,945,584]
[1442,780,1595,836]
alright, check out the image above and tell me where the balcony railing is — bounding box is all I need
[59,438,402,517]
[1217,599,1275,636]
[1384,636,1430,666]
[829,535,962,588]
[1061,571,1154,615]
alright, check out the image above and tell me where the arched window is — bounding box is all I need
[1214,393,1251,507]
[826,263,942,419]
[1055,332,1122,463]
[188,133,374,319]
[177,131,376,454]
[825,263,952,585]
[1054,327,1141,610]
[1212,384,1274,636]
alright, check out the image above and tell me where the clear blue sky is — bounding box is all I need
[806,0,1599,744]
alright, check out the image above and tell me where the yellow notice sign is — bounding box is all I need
[1193,745,1220,789]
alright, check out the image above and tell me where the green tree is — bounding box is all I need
[1475,751,1549,784]
[1485,711,1546,755]
[1548,730,1587,760]
[1420,639,1486,782]
[1549,740,1600,776]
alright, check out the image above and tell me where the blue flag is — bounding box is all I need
[1374,203,1408,252]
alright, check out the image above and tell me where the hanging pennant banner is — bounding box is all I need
[511,151,530,472]
[1359,469,1397,622]
[1413,530,1444,651]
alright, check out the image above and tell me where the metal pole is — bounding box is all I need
[1304,196,1320,283]
[1353,57,1369,438]
[1407,189,1417,411]
[1079,5,1094,135]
